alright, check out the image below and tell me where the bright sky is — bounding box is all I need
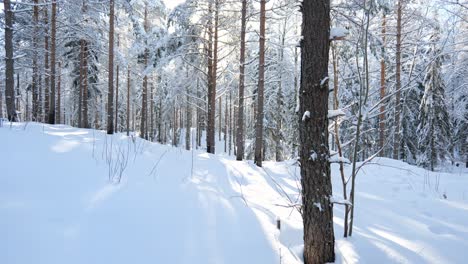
[163,0,186,10]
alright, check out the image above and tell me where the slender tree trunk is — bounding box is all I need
[224,95,228,152]
[32,0,39,121]
[78,40,84,127]
[107,0,115,134]
[48,0,57,124]
[254,0,266,167]
[393,0,403,159]
[379,13,386,154]
[229,90,232,155]
[57,61,61,124]
[4,0,17,121]
[219,97,222,141]
[126,68,130,136]
[115,36,120,132]
[83,42,89,128]
[186,89,191,151]
[44,7,50,122]
[140,4,149,139]
[300,0,335,262]
[206,1,218,154]
[236,0,247,160]
[332,44,349,237]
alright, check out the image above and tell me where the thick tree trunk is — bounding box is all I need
[393,0,402,159]
[115,37,119,132]
[300,0,335,263]
[219,97,222,141]
[4,0,17,121]
[236,0,247,160]
[48,0,57,124]
[107,0,115,134]
[254,0,266,167]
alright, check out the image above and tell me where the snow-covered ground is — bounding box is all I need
[1,123,467,264]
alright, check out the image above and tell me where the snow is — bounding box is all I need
[2,123,468,264]
[329,155,351,164]
[328,109,346,119]
[302,111,310,121]
[330,27,349,40]
[320,76,329,86]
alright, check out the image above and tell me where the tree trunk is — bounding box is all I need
[107,0,115,134]
[206,1,218,154]
[4,0,16,121]
[78,40,84,127]
[236,0,247,160]
[140,4,149,139]
[379,13,386,154]
[300,0,335,263]
[186,89,191,151]
[126,68,130,136]
[48,0,57,124]
[254,0,266,167]
[219,97,222,141]
[44,7,50,123]
[393,0,402,159]
[32,0,39,121]
[83,41,89,128]
[57,61,61,124]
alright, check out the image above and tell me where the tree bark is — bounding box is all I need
[83,41,89,128]
[4,0,16,121]
[379,13,386,154]
[140,4,149,139]
[57,61,61,124]
[300,0,335,263]
[126,68,130,136]
[44,7,50,122]
[393,0,403,159]
[206,1,218,154]
[32,0,39,121]
[48,0,57,124]
[107,0,115,134]
[115,36,120,132]
[236,0,247,160]
[254,0,266,167]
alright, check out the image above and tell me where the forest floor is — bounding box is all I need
[1,122,467,264]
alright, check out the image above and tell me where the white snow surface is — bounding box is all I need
[1,123,468,264]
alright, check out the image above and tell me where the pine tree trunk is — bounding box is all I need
[300,0,335,262]
[236,0,247,160]
[44,7,50,123]
[140,4,148,139]
[57,61,61,124]
[107,0,115,134]
[115,36,119,132]
[78,40,83,127]
[83,42,89,128]
[4,0,17,121]
[186,89,191,151]
[48,0,57,124]
[254,0,266,167]
[126,68,130,136]
[206,1,218,154]
[219,97,222,141]
[393,0,402,159]
[32,0,39,122]
[379,13,386,154]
